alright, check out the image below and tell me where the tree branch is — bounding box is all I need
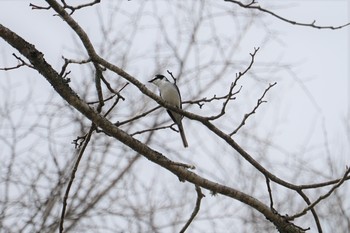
[224,0,350,30]
[205,47,259,120]
[288,167,350,221]
[179,185,205,233]
[60,0,101,15]
[60,125,95,233]
[0,53,34,70]
[230,82,277,135]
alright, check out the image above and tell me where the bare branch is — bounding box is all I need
[60,0,101,15]
[288,167,350,220]
[205,48,259,120]
[93,64,104,112]
[59,56,91,76]
[71,133,88,149]
[0,53,34,70]
[184,86,241,109]
[130,124,173,136]
[60,125,95,233]
[232,47,260,87]
[114,106,161,127]
[29,3,51,10]
[179,185,205,233]
[265,176,277,213]
[224,0,350,30]
[298,175,350,190]
[103,83,129,117]
[167,70,177,83]
[295,190,322,233]
[230,82,277,135]
[100,74,128,101]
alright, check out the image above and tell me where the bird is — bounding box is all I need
[148,74,188,148]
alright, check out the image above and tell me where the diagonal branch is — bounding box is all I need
[0,53,34,70]
[230,82,277,135]
[59,125,95,233]
[224,0,350,30]
[61,0,101,15]
[295,190,321,233]
[288,167,350,221]
[179,185,205,233]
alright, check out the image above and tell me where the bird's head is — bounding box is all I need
[148,74,169,86]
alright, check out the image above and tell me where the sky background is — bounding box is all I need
[1,0,348,152]
[1,0,349,192]
[1,0,349,186]
[0,1,349,232]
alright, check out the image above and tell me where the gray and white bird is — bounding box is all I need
[149,74,188,148]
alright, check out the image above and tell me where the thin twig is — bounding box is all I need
[87,93,118,105]
[59,126,95,233]
[29,3,51,10]
[296,190,322,233]
[60,0,101,15]
[224,0,350,30]
[205,48,260,120]
[103,83,129,117]
[114,106,161,127]
[288,167,350,220]
[179,185,205,233]
[185,86,241,109]
[87,82,128,105]
[94,64,104,112]
[298,175,350,190]
[100,76,127,101]
[232,47,260,88]
[0,53,34,70]
[230,82,277,136]
[265,176,276,213]
[71,133,88,149]
[130,124,173,136]
[167,70,177,84]
[59,57,91,77]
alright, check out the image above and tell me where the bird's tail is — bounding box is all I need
[178,122,188,148]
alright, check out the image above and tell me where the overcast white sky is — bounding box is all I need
[0,0,349,160]
[0,0,349,232]
[1,0,349,168]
